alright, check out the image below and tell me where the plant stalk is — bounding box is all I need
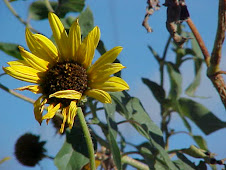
[77,107,96,170]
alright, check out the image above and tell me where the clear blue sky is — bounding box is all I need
[0,0,225,169]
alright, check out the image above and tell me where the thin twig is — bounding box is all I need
[3,0,39,33]
[121,155,149,170]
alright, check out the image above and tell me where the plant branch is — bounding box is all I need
[121,155,149,170]
[210,0,226,67]
[77,107,96,170]
[3,0,38,33]
[186,18,210,66]
[0,83,35,104]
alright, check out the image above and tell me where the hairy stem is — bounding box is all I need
[121,155,149,170]
[77,107,96,170]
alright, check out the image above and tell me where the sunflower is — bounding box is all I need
[3,12,129,133]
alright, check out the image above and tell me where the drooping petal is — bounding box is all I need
[3,66,41,83]
[25,28,58,62]
[88,63,126,82]
[60,107,67,133]
[68,19,81,61]
[42,103,61,121]
[89,76,129,92]
[15,85,42,94]
[49,90,82,100]
[85,89,112,103]
[19,46,49,72]
[88,46,123,74]
[7,60,28,66]
[77,26,100,68]
[67,100,77,128]
[48,12,69,60]
[34,95,47,124]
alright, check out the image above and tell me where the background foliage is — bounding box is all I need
[0,0,225,169]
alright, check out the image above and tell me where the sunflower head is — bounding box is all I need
[15,133,46,167]
[3,12,129,133]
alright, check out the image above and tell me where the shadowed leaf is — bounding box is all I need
[0,42,22,60]
[142,78,166,104]
[178,98,226,135]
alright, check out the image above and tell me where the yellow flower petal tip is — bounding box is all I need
[4,12,129,132]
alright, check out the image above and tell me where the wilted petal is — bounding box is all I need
[34,95,47,124]
[49,90,82,100]
[15,85,42,94]
[42,103,61,121]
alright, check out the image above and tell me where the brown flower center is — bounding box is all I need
[41,61,88,100]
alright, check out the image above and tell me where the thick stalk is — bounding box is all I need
[77,107,96,170]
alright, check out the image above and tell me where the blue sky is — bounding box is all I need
[0,0,225,169]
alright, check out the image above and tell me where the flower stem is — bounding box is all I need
[77,107,96,170]
[44,0,54,12]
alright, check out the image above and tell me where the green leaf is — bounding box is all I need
[138,142,177,170]
[0,42,22,60]
[111,91,164,146]
[192,135,208,150]
[104,102,122,170]
[142,78,166,104]
[56,0,85,17]
[29,1,56,20]
[174,153,196,170]
[79,7,94,38]
[29,0,84,20]
[97,40,107,55]
[167,63,182,99]
[178,98,226,135]
[66,127,97,157]
[54,141,89,170]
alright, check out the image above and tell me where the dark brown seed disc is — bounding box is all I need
[41,61,88,104]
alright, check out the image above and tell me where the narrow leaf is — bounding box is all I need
[167,63,182,99]
[192,135,208,150]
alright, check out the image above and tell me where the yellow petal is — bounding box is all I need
[77,26,100,68]
[19,46,49,72]
[26,28,58,62]
[49,90,82,99]
[67,100,77,128]
[60,107,67,133]
[34,95,47,124]
[85,89,111,103]
[68,19,81,61]
[7,60,28,66]
[89,76,129,92]
[88,46,123,74]
[88,63,126,82]
[42,103,61,120]
[15,85,42,94]
[3,66,41,83]
[48,12,69,60]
